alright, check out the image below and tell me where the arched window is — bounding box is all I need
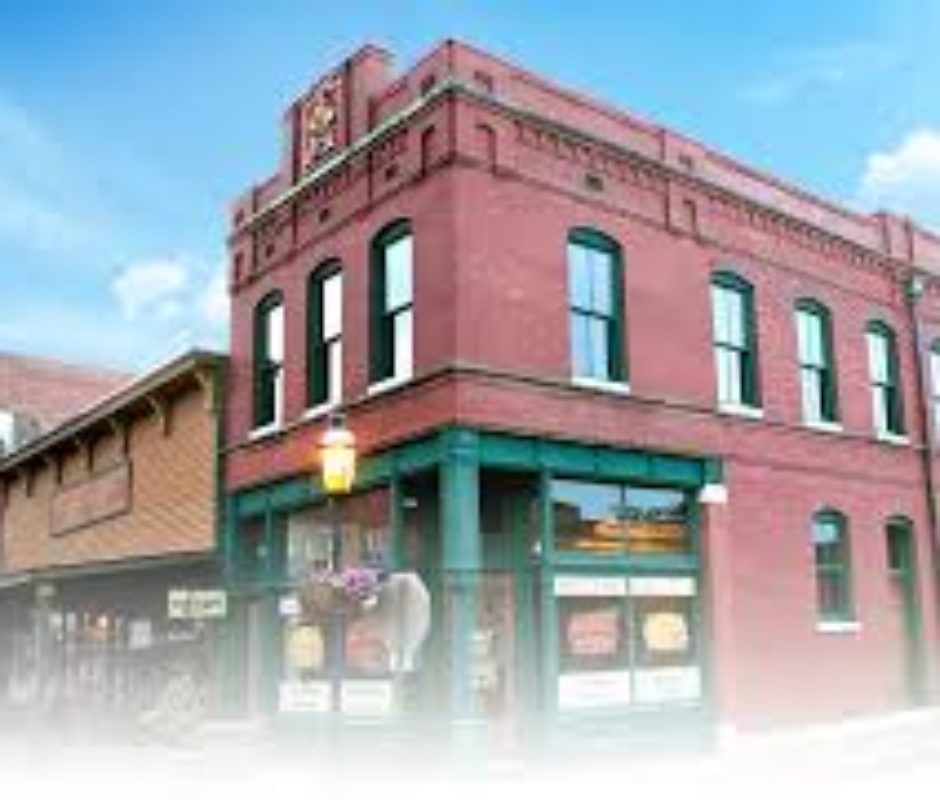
[795,299,838,424]
[307,261,343,408]
[929,340,940,441]
[711,271,759,409]
[812,509,854,623]
[866,320,904,437]
[886,516,915,579]
[370,220,413,385]
[566,228,625,383]
[253,291,284,429]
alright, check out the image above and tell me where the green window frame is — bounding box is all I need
[566,228,625,383]
[929,341,940,442]
[866,321,905,436]
[711,271,760,408]
[370,220,414,385]
[253,291,284,429]
[812,509,854,623]
[307,261,343,408]
[795,299,839,424]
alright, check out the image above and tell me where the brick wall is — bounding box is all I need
[0,352,129,432]
[223,40,940,729]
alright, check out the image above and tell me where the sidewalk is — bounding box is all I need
[3,706,940,792]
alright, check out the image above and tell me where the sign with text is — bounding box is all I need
[341,680,394,716]
[558,670,632,710]
[279,680,331,713]
[629,576,697,597]
[50,461,131,535]
[554,575,628,597]
[167,589,228,620]
[633,666,702,704]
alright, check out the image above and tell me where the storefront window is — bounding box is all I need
[552,479,690,555]
[280,488,395,715]
[286,488,391,580]
[555,576,701,711]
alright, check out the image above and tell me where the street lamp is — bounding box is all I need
[318,411,357,570]
[317,411,357,720]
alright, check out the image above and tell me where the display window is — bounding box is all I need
[554,576,701,711]
[552,480,690,555]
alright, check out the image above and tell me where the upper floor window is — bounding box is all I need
[566,229,625,383]
[929,341,940,441]
[253,292,284,429]
[866,321,904,437]
[795,300,838,424]
[812,510,854,623]
[370,221,413,386]
[307,263,343,409]
[711,272,759,409]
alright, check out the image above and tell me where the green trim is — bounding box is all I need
[439,428,483,721]
[886,515,926,703]
[229,426,720,522]
[795,298,839,423]
[306,260,342,408]
[867,320,905,435]
[712,270,760,408]
[253,291,283,428]
[537,468,559,720]
[369,219,412,384]
[567,227,626,383]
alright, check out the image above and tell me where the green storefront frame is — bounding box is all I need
[220,425,722,750]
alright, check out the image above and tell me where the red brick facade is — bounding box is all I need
[0,352,130,432]
[225,40,940,731]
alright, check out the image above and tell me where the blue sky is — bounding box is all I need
[1,0,939,371]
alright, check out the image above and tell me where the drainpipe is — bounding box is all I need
[904,271,940,698]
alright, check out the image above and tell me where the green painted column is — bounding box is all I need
[439,429,484,753]
[216,495,242,717]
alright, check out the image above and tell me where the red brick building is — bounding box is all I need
[223,40,940,745]
[0,352,130,455]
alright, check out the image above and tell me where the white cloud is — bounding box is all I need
[104,252,228,363]
[857,128,940,229]
[199,266,230,327]
[112,257,190,320]
[740,42,899,106]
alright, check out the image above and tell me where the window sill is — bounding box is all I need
[303,401,339,422]
[718,403,764,420]
[248,422,283,442]
[367,375,412,397]
[875,431,910,447]
[804,420,844,435]
[571,376,632,396]
[816,620,862,634]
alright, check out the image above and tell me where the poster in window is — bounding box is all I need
[566,607,620,658]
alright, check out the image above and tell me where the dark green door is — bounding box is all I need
[886,520,923,705]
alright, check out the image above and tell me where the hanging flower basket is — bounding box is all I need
[299,566,387,621]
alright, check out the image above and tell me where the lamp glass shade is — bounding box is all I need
[320,425,357,495]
